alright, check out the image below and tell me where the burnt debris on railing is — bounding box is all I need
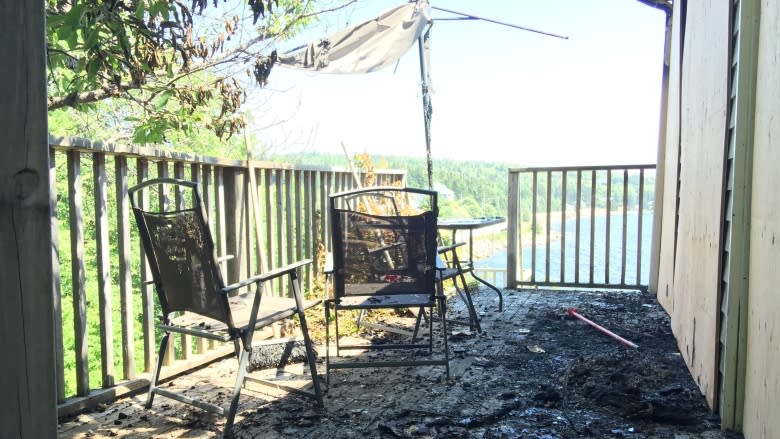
[49,135,405,414]
[507,164,656,291]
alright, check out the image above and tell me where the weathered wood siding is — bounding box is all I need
[656,0,729,409]
[655,0,683,312]
[0,1,58,437]
[742,1,780,436]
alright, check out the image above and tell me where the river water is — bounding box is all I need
[475,211,654,287]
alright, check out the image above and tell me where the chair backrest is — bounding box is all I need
[330,187,438,300]
[129,178,232,326]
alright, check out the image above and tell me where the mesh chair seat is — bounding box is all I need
[333,293,432,310]
[163,295,322,341]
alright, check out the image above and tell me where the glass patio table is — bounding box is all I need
[437,216,505,311]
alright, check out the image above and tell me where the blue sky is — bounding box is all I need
[247,0,668,166]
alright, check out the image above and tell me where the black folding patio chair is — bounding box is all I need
[325,187,449,384]
[340,189,481,332]
[129,178,322,437]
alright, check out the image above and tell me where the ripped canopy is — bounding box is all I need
[277,1,431,74]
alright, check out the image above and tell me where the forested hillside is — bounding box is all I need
[272,152,511,218]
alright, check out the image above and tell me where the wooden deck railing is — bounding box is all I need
[507,164,656,290]
[49,136,405,414]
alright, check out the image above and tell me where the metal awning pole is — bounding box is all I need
[417,28,433,190]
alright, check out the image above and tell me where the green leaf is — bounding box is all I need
[47,14,67,29]
[56,26,72,42]
[66,31,78,50]
[154,91,171,110]
[63,2,85,27]
[135,0,146,19]
[160,2,170,21]
[86,60,99,84]
[84,28,100,49]
[149,1,161,19]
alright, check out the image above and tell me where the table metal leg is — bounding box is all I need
[452,229,504,312]
[469,269,503,312]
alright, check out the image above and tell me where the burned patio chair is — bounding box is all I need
[340,190,481,332]
[129,178,322,436]
[325,187,449,383]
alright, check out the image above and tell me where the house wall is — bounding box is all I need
[742,1,780,436]
[655,0,729,409]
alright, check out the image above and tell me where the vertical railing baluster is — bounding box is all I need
[93,153,114,387]
[201,165,216,350]
[531,171,538,283]
[173,162,184,182]
[251,166,266,275]
[216,167,227,279]
[50,148,66,402]
[275,169,284,293]
[560,171,567,283]
[621,169,629,286]
[304,171,314,291]
[636,169,645,285]
[115,156,134,378]
[285,169,294,271]
[589,170,597,285]
[262,169,273,289]
[321,172,331,256]
[172,163,192,360]
[545,171,552,282]
[137,158,154,373]
[156,162,175,365]
[605,170,612,284]
[507,170,519,287]
[294,170,303,277]
[575,170,582,285]
[190,162,206,328]
[67,150,89,396]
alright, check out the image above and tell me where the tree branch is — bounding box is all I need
[48,84,133,109]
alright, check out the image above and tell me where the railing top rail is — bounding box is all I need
[49,135,407,175]
[509,164,656,173]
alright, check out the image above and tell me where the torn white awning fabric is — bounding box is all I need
[277,1,431,74]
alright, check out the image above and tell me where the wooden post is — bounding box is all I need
[0,0,58,437]
[223,167,248,287]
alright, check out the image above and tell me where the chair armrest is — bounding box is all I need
[222,259,312,294]
[437,242,466,254]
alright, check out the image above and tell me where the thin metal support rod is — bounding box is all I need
[431,6,569,40]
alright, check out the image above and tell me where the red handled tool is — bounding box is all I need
[567,307,639,349]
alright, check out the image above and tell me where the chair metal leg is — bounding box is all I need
[334,306,341,358]
[224,349,250,435]
[325,300,331,386]
[297,309,324,406]
[412,306,425,340]
[146,332,170,409]
[438,295,450,379]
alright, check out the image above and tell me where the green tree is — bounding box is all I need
[45,0,324,143]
